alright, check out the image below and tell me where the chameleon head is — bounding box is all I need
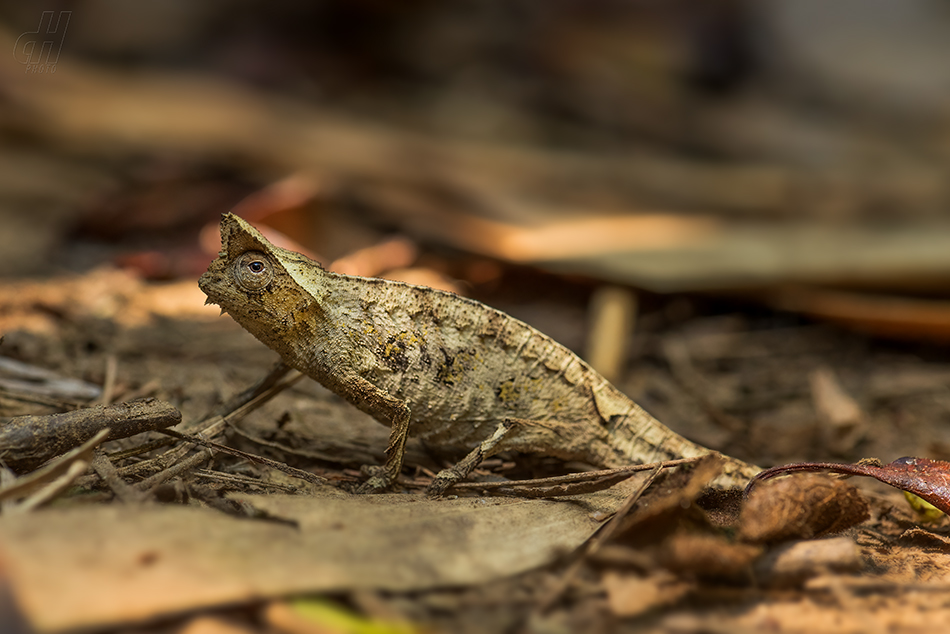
[198,213,328,353]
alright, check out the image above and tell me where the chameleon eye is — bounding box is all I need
[233,251,273,291]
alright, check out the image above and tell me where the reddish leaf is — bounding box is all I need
[746,457,950,515]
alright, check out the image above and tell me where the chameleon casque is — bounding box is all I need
[199,214,760,494]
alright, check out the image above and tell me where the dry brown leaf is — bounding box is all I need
[602,571,689,618]
[0,268,219,335]
[0,480,644,632]
[754,537,863,587]
[615,454,725,545]
[177,616,257,634]
[739,474,869,543]
[658,533,761,582]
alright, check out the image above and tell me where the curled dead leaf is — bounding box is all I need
[659,533,761,582]
[753,536,863,587]
[746,456,950,516]
[740,474,869,543]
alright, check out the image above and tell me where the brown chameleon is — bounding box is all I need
[199,214,760,494]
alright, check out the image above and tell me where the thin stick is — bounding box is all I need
[160,429,328,486]
[0,398,181,473]
[192,368,305,438]
[11,460,90,514]
[450,457,702,493]
[91,450,145,503]
[80,363,305,489]
[0,429,110,501]
[228,423,372,465]
[194,469,298,493]
[99,354,118,406]
[537,464,663,613]
[206,361,297,422]
[135,451,212,492]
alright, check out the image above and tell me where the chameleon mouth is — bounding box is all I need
[197,271,225,310]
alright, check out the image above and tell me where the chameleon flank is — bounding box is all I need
[199,214,760,494]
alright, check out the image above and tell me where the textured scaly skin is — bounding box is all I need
[199,214,760,489]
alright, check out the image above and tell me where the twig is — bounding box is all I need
[91,449,145,503]
[537,464,663,612]
[11,460,90,514]
[160,429,328,486]
[135,451,212,493]
[194,469,298,493]
[0,428,110,504]
[450,457,701,497]
[0,398,181,473]
[190,367,304,439]
[206,360,296,422]
[106,437,176,461]
[228,423,374,466]
[98,354,118,406]
[78,363,304,490]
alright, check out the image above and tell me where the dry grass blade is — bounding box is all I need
[160,429,328,486]
[12,461,90,514]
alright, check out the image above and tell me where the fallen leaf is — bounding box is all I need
[746,456,950,515]
[740,474,869,543]
[178,616,257,634]
[0,480,644,632]
[903,491,946,522]
[658,533,761,581]
[602,571,689,618]
[753,537,863,587]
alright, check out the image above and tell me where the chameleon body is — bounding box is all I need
[199,214,759,492]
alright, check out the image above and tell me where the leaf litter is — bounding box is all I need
[4,272,950,632]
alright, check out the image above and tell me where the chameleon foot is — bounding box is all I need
[425,419,517,497]
[356,465,393,494]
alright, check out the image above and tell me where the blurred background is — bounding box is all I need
[5,0,950,289]
[8,6,950,629]
[5,1,950,466]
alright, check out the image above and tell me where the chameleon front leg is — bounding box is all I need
[426,419,518,497]
[336,374,412,493]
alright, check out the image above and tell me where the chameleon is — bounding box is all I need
[199,213,760,494]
